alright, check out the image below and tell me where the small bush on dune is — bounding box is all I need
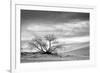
[29,34,64,55]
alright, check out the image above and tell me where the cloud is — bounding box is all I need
[21,10,89,25]
[57,36,89,44]
[23,20,89,39]
[27,25,54,32]
[21,10,89,40]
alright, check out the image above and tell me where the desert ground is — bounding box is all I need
[21,46,89,63]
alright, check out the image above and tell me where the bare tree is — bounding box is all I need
[29,34,63,55]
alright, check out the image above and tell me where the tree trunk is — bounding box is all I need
[48,41,51,50]
[46,41,50,53]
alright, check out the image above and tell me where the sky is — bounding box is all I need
[21,9,90,52]
[21,10,89,41]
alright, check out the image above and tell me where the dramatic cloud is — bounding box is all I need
[21,10,89,25]
[21,10,89,44]
[21,20,89,40]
